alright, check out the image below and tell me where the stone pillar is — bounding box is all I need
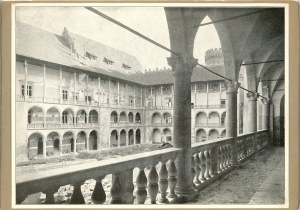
[160,85,163,107]
[86,75,89,105]
[24,60,28,100]
[43,140,47,158]
[133,85,136,108]
[118,131,121,148]
[108,80,111,106]
[247,92,258,150]
[43,64,46,102]
[225,81,239,166]
[269,104,274,145]
[167,56,197,197]
[206,82,209,106]
[117,81,120,107]
[261,98,269,130]
[140,89,143,107]
[86,138,89,152]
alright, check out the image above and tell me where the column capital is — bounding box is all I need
[225,81,240,93]
[246,92,259,101]
[167,56,198,77]
[261,98,269,104]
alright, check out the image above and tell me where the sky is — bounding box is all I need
[16,6,221,70]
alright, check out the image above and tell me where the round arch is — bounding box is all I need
[162,112,172,125]
[76,109,87,124]
[89,110,99,123]
[196,112,207,125]
[62,131,75,154]
[128,129,134,145]
[77,131,87,152]
[163,128,172,142]
[110,111,118,123]
[46,107,60,124]
[135,112,141,123]
[128,112,134,123]
[152,112,161,124]
[208,129,219,140]
[28,132,44,159]
[208,112,220,125]
[110,130,118,147]
[152,128,161,144]
[196,129,207,142]
[135,129,141,144]
[46,132,60,156]
[62,108,75,124]
[221,130,226,138]
[89,130,98,150]
[28,106,44,125]
[120,129,126,146]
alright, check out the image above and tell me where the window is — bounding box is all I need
[122,63,131,70]
[208,82,220,92]
[221,99,226,105]
[21,85,32,97]
[85,96,92,102]
[62,90,68,100]
[196,83,207,93]
[86,52,98,61]
[103,57,114,65]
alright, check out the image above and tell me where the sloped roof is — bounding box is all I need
[16,21,225,86]
[144,66,225,85]
[15,21,144,83]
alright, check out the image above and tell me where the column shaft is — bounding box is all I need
[43,64,46,102]
[247,93,258,150]
[24,60,28,100]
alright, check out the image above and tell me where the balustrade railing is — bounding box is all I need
[193,104,226,109]
[151,122,173,127]
[110,121,143,127]
[16,148,181,204]
[195,123,224,128]
[28,123,100,129]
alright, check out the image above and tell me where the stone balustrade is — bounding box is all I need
[16,148,181,204]
[16,130,269,205]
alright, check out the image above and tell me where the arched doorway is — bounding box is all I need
[28,133,44,159]
[77,131,87,152]
[136,129,141,144]
[120,129,126,146]
[152,128,161,144]
[208,129,219,140]
[196,129,207,142]
[110,130,118,147]
[89,130,98,150]
[47,132,60,156]
[128,129,134,145]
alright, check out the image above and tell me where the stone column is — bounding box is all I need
[86,75,89,105]
[117,81,120,107]
[160,85,163,107]
[43,140,47,158]
[108,80,111,106]
[247,92,258,150]
[225,81,239,166]
[133,85,136,108]
[261,98,269,130]
[167,56,197,197]
[43,64,46,102]
[206,82,209,106]
[24,60,28,100]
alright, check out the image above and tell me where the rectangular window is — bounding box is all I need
[62,90,68,100]
[221,99,226,105]
[196,83,207,93]
[208,83,220,92]
[21,84,32,97]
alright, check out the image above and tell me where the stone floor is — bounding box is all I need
[190,146,285,205]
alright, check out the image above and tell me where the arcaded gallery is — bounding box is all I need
[15,6,286,206]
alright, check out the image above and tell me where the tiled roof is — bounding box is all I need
[16,21,144,84]
[16,21,225,86]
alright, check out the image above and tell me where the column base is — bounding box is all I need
[175,185,195,197]
[170,190,198,204]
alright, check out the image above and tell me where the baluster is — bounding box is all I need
[120,169,134,204]
[222,146,227,169]
[70,182,85,204]
[226,145,231,167]
[194,153,201,185]
[136,167,147,204]
[217,147,221,173]
[168,160,177,199]
[191,155,196,185]
[111,174,122,204]
[243,139,247,159]
[210,146,218,177]
[158,161,169,203]
[204,150,211,179]
[148,164,159,204]
[199,151,206,182]
[218,147,223,172]
[44,186,58,204]
[91,176,106,204]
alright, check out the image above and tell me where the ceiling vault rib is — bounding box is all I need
[193,8,272,28]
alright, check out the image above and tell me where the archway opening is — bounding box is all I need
[163,128,172,142]
[128,129,134,145]
[28,106,44,125]
[47,132,60,156]
[208,112,220,126]
[135,112,141,123]
[128,112,134,123]
[62,109,74,124]
[151,112,161,125]
[89,110,99,123]
[62,132,74,154]
[196,129,206,142]
[89,130,98,150]
[221,112,226,127]
[152,128,161,144]
[77,110,87,124]
[120,129,126,146]
[221,130,226,138]
[110,111,118,123]
[162,112,172,125]
[46,108,60,124]
[28,133,43,159]
[208,129,219,140]
[136,129,141,144]
[77,131,87,152]
[196,112,207,125]
[120,112,127,123]
[110,130,118,147]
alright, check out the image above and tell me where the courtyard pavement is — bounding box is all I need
[191,146,285,205]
